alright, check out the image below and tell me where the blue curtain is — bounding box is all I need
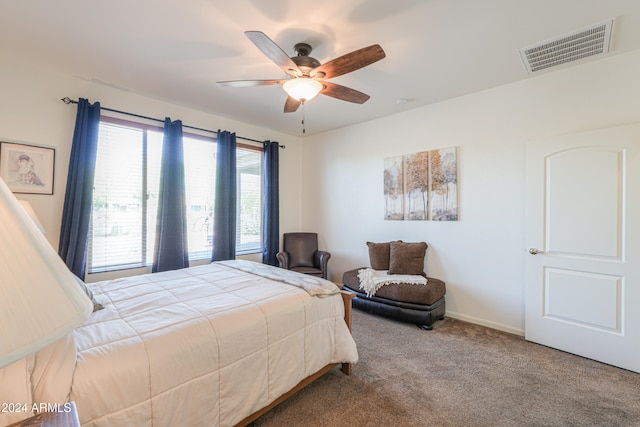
[262,141,280,266]
[152,118,189,272]
[211,130,237,261]
[59,98,101,279]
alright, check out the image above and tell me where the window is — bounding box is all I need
[183,137,216,260]
[236,148,263,253]
[88,118,263,273]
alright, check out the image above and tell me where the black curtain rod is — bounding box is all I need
[61,97,285,148]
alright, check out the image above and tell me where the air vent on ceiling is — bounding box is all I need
[519,19,614,74]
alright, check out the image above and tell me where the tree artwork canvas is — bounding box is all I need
[383,156,404,220]
[429,146,458,221]
[383,147,457,221]
[404,151,430,220]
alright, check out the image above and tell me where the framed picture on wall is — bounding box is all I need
[0,141,55,195]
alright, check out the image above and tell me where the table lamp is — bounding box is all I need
[0,178,92,368]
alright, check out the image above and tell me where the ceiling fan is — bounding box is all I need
[217,31,386,113]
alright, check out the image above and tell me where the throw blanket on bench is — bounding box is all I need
[357,268,427,297]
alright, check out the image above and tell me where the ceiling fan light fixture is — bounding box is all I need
[283,78,323,102]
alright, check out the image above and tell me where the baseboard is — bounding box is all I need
[445,311,525,337]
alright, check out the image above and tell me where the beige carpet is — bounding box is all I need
[251,311,640,427]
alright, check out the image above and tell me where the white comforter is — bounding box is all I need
[0,261,358,427]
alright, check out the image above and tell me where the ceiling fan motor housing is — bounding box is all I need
[292,43,320,74]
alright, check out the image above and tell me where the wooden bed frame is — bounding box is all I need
[236,291,355,426]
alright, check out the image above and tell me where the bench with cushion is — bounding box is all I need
[341,241,446,330]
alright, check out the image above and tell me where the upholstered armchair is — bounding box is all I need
[276,232,331,279]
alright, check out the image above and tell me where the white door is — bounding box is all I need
[525,123,640,373]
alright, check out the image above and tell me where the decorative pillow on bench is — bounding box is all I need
[388,241,428,275]
[366,240,401,270]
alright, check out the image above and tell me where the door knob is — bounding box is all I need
[529,248,543,255]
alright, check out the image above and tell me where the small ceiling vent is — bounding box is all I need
[519,19,614,74]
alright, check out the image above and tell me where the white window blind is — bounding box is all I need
[236,146,262,254]
[89,121,162,272]
[183,137,216,260]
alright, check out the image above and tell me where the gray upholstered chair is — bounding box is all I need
[276,232,331,279]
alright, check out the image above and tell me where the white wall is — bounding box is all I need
[0,59,302,277]
[301,49,640,335]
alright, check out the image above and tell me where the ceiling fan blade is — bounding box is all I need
[284,96,301,113]
[312,44,385,80]
[245,31,300,76]
[216,79,286,87]
[320,81,370,104]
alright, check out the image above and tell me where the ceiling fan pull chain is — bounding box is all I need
[301,101,306,134]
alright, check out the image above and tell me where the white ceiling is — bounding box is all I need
[2,0,640,137]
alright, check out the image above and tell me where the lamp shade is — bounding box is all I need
[17,200,45,234]
[283,77,323,101]
[0,178,92,368]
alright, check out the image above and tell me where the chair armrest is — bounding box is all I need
[276,251,289,270]
[314,250,331,278]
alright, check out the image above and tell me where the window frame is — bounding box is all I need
[87,116,264,275]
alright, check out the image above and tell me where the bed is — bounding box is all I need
[0,260,358,427]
